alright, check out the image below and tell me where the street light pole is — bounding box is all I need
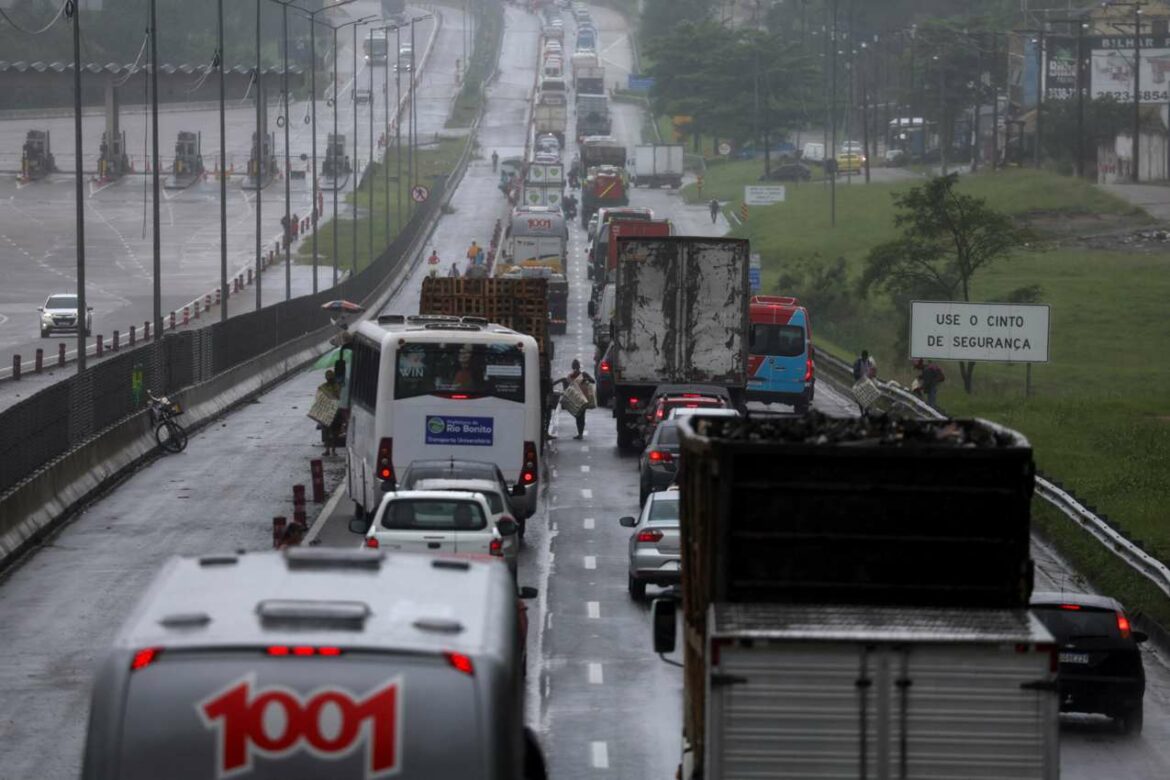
[333,24,340,286]
[1034,30,1044,168]
[353,22,359,276]
[396,24,402,229]
[218,0,227,323]
[367,26,374,265]
[67,0,87,371]
[254,0,263,311]
[1133,6,1142,182]
[281,2,291,300]
[151,0,163,335]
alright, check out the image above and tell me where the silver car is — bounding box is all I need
[619,489,681,600]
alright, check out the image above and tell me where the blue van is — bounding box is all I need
[746,295,815,413]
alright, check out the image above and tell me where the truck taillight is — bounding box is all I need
[804,359,814,382]
[377,437,395,486]
[130,647,163,671]
[1117,612,1132,639]
[635,529,663,543]
[600,360,610,372]
[520,441,538,485]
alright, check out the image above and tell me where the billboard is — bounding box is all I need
[1090,35,1170,104]
[1044,36,1078,101]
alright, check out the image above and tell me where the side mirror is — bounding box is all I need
[511,484,526,498]
[1133,630,1149,644]
[518,585,538,600]
[587,300,596,318]
[497,517,519,537]
[348,516,372,535]
[651,598,677,654]
[618,515,637,528]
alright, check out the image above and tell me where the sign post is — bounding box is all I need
[749,253,761,292]
[910,301,1050,396]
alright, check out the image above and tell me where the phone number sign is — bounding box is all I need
[910,301,1050,364]
[1090,44,1170,104]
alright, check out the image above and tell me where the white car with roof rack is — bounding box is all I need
[82,548,545,779]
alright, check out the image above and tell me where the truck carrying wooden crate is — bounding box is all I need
[419,277,555,430]
[652,413,1059,780]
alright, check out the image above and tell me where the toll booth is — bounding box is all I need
[320,133,351,190]
[97,82,130,179]
[20,130,56,181]
[164,131,204,189]
[243,131,277,190]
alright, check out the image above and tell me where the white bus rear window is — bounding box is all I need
[395,342,525,402]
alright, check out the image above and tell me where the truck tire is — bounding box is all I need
[1117,706,1144,736]
[671,177,682,189]
[616,424,635,452]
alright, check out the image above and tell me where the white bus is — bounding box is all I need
[345,315,541,521]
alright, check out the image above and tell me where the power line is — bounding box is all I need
[0,0,70,36]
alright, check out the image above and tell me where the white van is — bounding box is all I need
[82,549,546,779]
[801,141,825,162]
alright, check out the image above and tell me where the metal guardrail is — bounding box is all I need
[815,348,1170,600]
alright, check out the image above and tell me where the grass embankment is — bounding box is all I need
[445,0,504,128]
[297,137,465,274]
[684,160,1170,621]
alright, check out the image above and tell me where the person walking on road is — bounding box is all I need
[466,240,480,264]
[852,350,877,381]
[913,358,945,408]
[448,262,461,278]
[315,369,342,456]
[709,198,720,224]
[427,248,441,267]
[491,150,499,171]
[554,359,596,440]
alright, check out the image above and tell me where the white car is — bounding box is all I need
[354,490,518,574]
[412,477,520,568]
[39,293,92,337]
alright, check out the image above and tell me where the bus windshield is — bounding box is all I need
[395,342,525,402]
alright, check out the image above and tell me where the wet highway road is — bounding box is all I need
[0,4,1169,779]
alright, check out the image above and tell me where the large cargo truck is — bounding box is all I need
[573,63,605,94]
[652,414,1059,780]
[575,94,611,139]
[609,237,749,449]
[632,144,684,189]
[533,102,567,146]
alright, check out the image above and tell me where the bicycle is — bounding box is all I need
[148,390,189,453]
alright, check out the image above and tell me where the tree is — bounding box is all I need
[860,173,1030,393]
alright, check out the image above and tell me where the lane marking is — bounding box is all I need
[581,488,592,499]
[587,601,600,619]
[584,555,596,570]
[580,464,590,473]
[588,662,603,684]
[591,741,609,769]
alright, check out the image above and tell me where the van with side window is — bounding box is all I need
[82,549,546,779]
[746,295,815,413]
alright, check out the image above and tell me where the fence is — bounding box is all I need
[0,174,447,499]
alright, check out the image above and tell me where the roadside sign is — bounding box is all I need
[627,75,655,92]
[718,142,732,156]
[744,185,786,206]
[910,301,1050,363]
[410,185,430,203]
[749,253,761,292]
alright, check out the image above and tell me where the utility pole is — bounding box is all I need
[991,31,999,170]
[935,55,947,176]
[829,0,838,227]
[972,33,982,173]
[67,0,87,371]
[352,22,359,276]
[1133,5,1142,182]
[1034,29,1044,168]
[1077,22,1087,178]
[368,25,375,266]
[396,24,403,230]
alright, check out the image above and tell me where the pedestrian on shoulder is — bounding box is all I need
[913,358,945,407]
[554,359,596,439]
[852,350,877,381]
[709,199,719,223]
[448,262,461,278]
[316,369,342,456]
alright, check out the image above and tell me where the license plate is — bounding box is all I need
[1059,652,1090,665]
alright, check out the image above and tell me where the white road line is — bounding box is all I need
[587,601,600,619]
[584,517,595,529]
[584,555,596,570]
[588,662,603,684]
[581,488,593,499]
[580,464,590,473]
[582,445,590,452]
[591,741,609,769]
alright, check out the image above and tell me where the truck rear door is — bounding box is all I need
[707,639,1057,780]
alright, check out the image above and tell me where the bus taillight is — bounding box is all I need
[520,441,538,486]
